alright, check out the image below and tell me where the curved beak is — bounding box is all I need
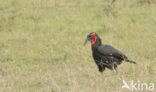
[84,36,94,46]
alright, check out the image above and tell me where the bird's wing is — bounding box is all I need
[97,45,125,59]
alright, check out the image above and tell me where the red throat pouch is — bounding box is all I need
[90,36,97,45]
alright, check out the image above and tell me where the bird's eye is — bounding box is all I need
[87,35,91,38]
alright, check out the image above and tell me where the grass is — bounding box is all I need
[0,0,156,92]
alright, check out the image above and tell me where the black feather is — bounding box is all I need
[86,32,136,72]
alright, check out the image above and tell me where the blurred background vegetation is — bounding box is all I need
[0,0,156,92]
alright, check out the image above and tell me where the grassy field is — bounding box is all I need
[0,0,156,92]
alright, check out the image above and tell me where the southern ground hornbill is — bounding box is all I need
[84,32,136,73]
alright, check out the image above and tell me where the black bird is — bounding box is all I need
[84,32,136,73]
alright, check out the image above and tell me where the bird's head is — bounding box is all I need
[84,32,100,46]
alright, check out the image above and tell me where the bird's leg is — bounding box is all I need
[115,68,118,74]
[98,65,105,73]
[102,65,105,72]
[98,65,103,73]
[112,64,118,74]
[112,66,115,72]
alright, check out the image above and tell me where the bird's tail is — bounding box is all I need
[125,59,136,64]
[123,55,136,64]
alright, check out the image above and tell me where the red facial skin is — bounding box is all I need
[90,33,97,45]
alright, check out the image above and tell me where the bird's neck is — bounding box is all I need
[91,38,102,50]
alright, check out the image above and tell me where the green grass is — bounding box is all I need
[0,0,156,92]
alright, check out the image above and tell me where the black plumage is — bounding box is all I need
[84,32,136,72]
